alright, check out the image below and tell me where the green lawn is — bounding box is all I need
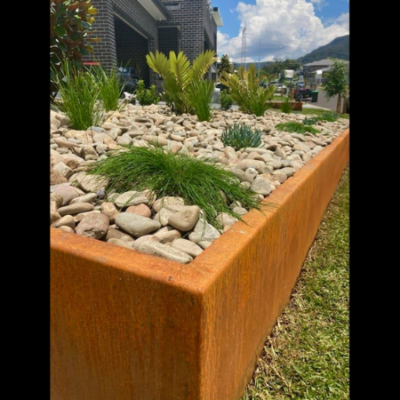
[272,95,289,102]
[268,105,349,120]
[241,167,349,400]
[298,108,349,119]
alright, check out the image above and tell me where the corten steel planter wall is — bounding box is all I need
[51,129,349,400]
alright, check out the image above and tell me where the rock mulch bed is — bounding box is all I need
[50,104,349,264]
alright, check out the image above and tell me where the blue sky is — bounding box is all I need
[211,0,349,62]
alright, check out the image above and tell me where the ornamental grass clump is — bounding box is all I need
[87,145,261,227]
[280,97,293,114]
[221,123,262,151]
[95,66,125,111]
[275,121,319,135]
[53,61,102,130]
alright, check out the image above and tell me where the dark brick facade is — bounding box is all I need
[114,17,150,86]
[85,0,219,85]
[158,27,180,55]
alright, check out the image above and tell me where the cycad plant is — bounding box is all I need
[219,64,275,116]
[146,50,217,116]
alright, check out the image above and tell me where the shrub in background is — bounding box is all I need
[318,112,339,122]
[220,90,234,110]
[219,64,275,116]
[135,80,160,106]
[87,145,261,228]
[50,0,100,99]
[221,123,262,150]
[146,50,216,115]
[280,97,293,113]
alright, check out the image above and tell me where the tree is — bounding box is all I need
[218,54,232,78]
[322,59,349,113]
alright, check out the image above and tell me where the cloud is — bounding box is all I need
[309,0,329,9]
[217,0,349,62]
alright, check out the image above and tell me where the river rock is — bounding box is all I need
[251,178,272,195]
[115,191,150,208]
[115,213,161,237]
[168,206,200,231]
[58,203,94,216]
[139,241,193,264]
[188,218,221,243]
[100,202,119,223]
[172,238,203,257]
[75,213,109,239]
[51,215,75,230]
[107,238,134,249]
[152,196,185,212]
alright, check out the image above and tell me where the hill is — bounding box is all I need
[297,35,349,64]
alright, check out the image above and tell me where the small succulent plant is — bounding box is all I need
[303,117,319,126]
[221,123,262,150]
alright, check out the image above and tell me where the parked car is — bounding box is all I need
[294,88,312,101]
[116,67,140,93]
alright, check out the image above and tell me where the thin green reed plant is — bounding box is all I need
[53,61,102,130]
[87,145,262,228]
[95,66,125,112]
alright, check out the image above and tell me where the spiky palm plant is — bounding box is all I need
[219,64,276,116]
[146,50,217,115]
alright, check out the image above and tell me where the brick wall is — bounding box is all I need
[87,0,160,85]
[84,0,117,70]
[161,0,204,62]
[158,27,180,55]
[85,0,219,86]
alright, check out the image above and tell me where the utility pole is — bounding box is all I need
[241,23,247,69]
